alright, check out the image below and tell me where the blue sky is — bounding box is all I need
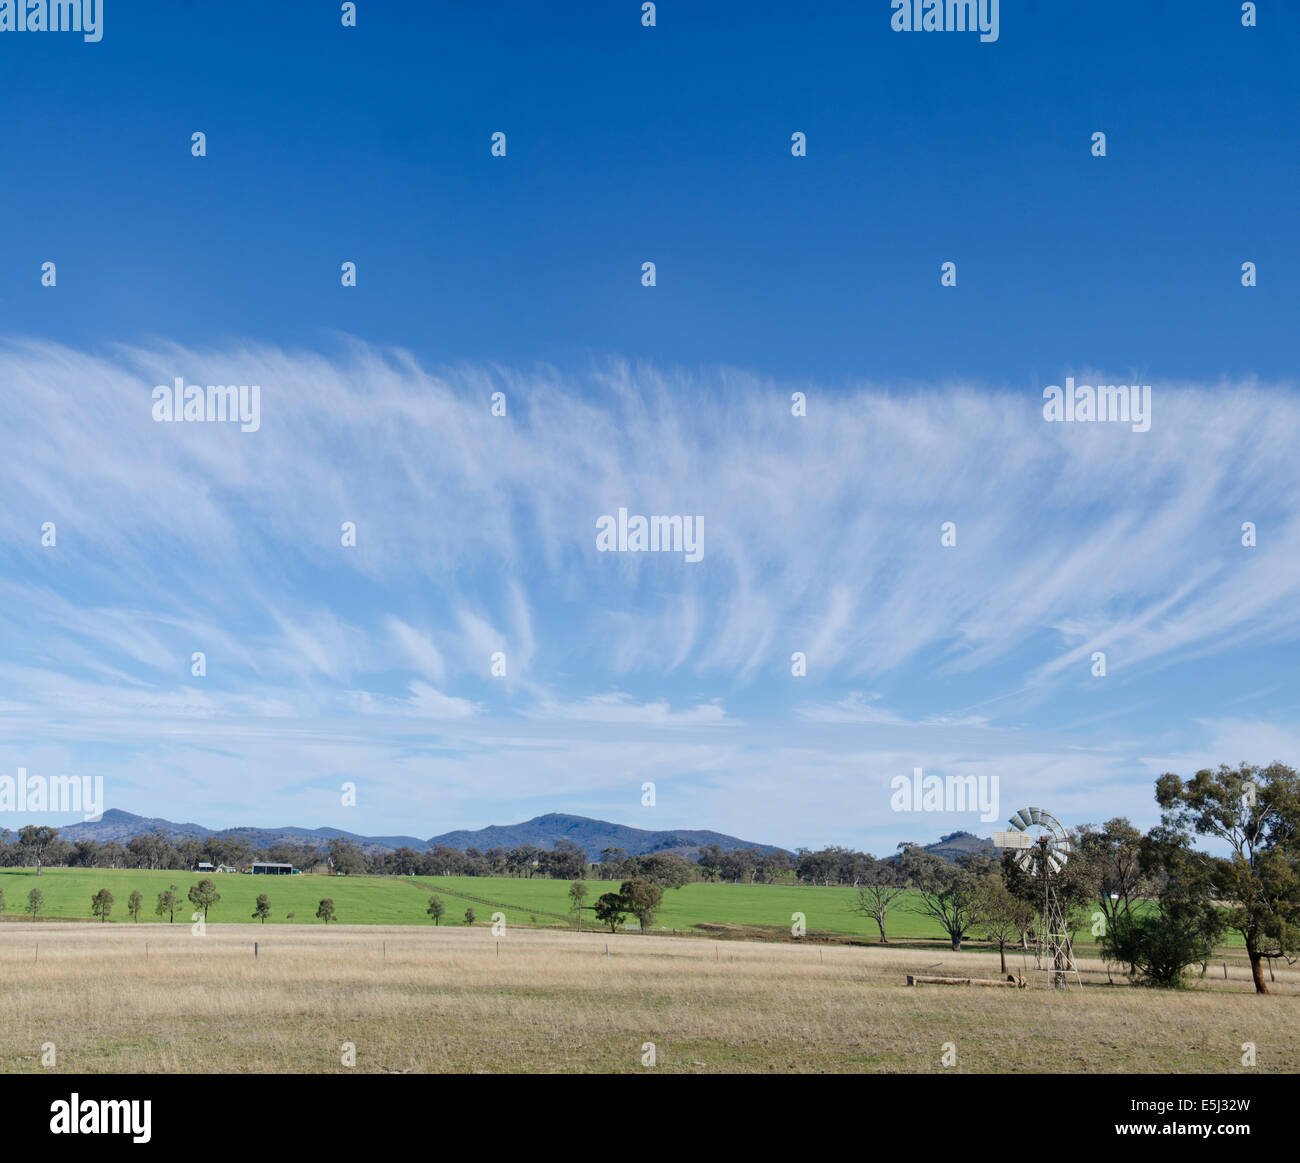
[0,1,1297,853]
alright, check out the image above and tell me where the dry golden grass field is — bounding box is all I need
[1,923,1296,1074]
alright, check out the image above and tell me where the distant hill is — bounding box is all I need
[925,830,996,859]
[60,809,213,845]
[425,812,786,860]
[56,809,990,863]
[882,830,996,863]
[58,809,429,855]
[56,809,784,859]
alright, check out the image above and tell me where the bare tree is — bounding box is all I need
[849,856,907,942]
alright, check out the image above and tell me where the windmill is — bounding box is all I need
[994,807,1082,989]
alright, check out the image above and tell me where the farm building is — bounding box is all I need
[249,861,296,875]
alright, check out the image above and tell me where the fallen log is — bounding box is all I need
[906,974,1018,987]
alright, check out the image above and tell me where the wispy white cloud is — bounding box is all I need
[797,692,990,728]
[526,692,730,726]
[348,681,480,720]
[1,338,1297,841]
[384,617,447,686]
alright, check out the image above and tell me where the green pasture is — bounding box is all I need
[0,868,435,927]
[0,868,1244,952]
[413,875,948,939]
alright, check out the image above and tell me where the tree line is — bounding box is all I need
[55,880,340,925]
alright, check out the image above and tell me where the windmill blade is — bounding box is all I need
[1028,807,1045,825]
[1047,853,1064,873]
[1013,809,1033,829]
[1015,851,1034,871]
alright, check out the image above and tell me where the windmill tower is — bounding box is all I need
[994,807,1082,989]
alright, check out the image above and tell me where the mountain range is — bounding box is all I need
[56,810,785,860]
[53,811,994,862]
